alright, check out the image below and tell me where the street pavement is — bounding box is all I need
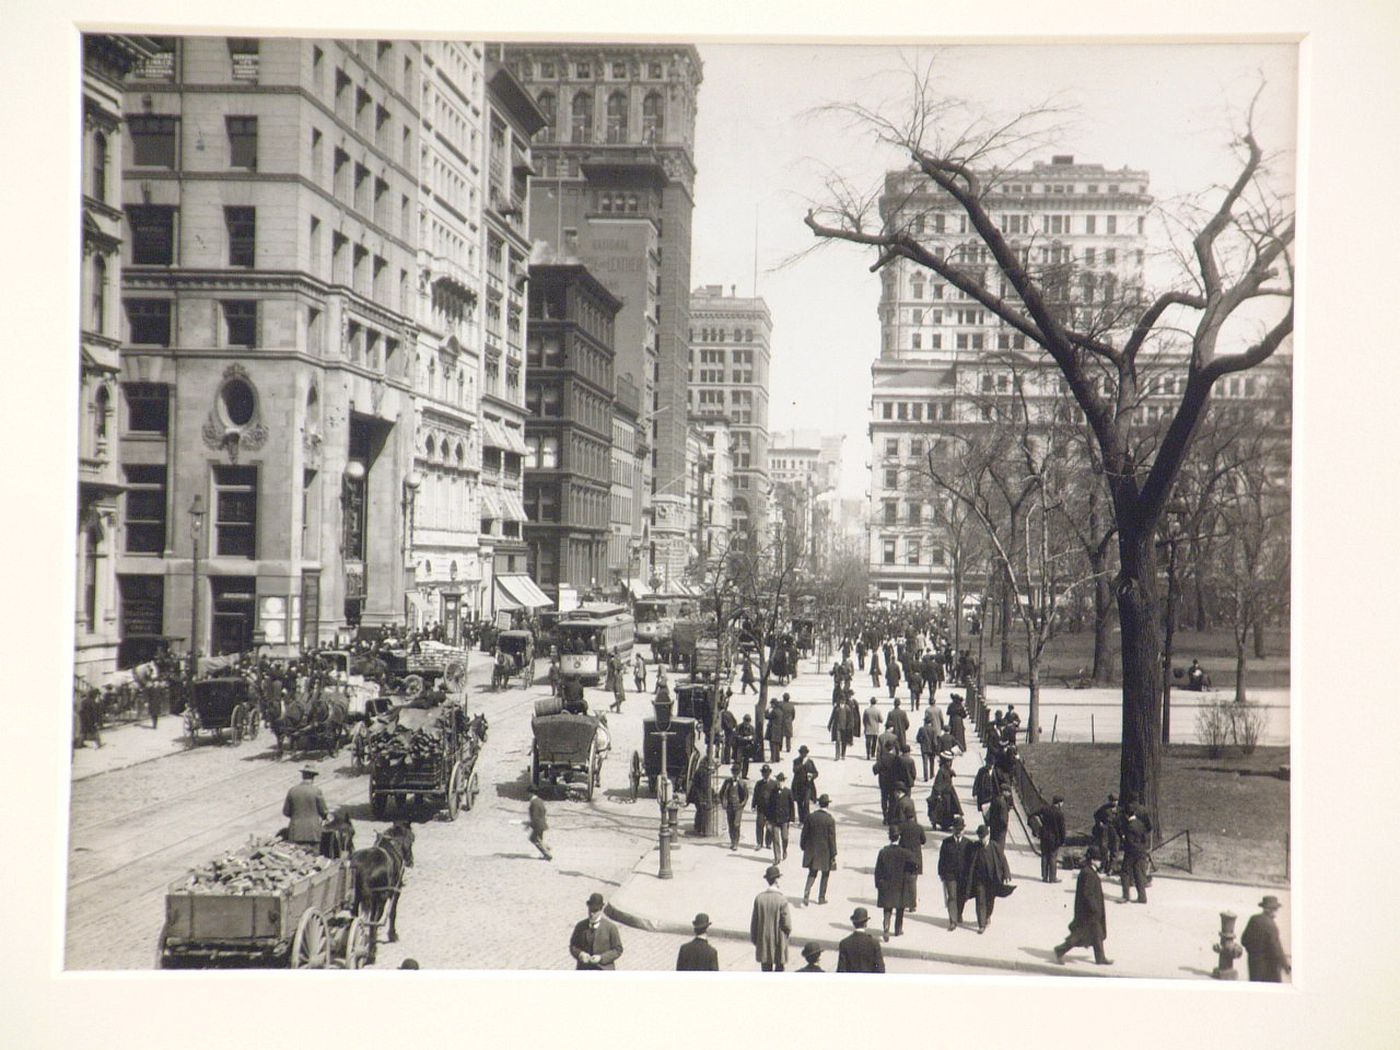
[607,656,1292,979]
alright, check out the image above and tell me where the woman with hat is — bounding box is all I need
[796,942,824,972]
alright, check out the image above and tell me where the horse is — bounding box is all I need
[350,822,415,961]
[320,810,355,859]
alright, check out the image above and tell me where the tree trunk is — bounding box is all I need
[999,577,1013,674]
[1253,620,1267,659]
[951,554,963,654]
[1116,526,1163,842]
[1191,558,1209,632]
[1234,639,1249,704]
[1026,660,1040,745]
[1091,553,1113,684]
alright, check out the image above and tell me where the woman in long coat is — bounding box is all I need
[927,755,964,830]
[947,693,968,753]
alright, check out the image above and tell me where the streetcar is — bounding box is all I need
[555,606,635,686]
[633,595,696,645]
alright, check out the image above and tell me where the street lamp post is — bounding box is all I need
[188,495,206,687]
[402,471,422,627]
[654,693,676,879]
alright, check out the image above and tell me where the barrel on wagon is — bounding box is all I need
[158,840,370,969]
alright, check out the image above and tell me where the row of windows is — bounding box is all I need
[693,326,756,344]
[123,464,257,558]
[533,89,664,146]
[522,58,669,82]
[879,536,947,567]
[997,180,1147,196]
[878,400,956,423]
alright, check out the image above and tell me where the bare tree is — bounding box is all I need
[803,68,1293,831]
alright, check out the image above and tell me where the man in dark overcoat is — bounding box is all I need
[827,697,853,761]
[751,763,774,851]
[963,824,1013,933]
[836,907,885,973]
[896,814,928,908]
[1241,895,1290,982]
[800,794,838,906]
[791,746,819,824]
[874,825,918,940]
[719,763,749,850]
[676,913,720,971]
[974,754,1001,811]
[1032,795,1068,883]
[766,772,797,864]
[779,692,797,753]
[1118,792,1152,904]
[938,817,970,929]
[1054,848,1112,965]
[283,768,328,846]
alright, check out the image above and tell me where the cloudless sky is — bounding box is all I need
[688,43,1297,497]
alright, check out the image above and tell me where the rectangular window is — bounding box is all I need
[124,382,169,433]
[911,333,922,350]
[124,465,167,553]
[226,116,257,169]
[1106,215,1118,235]
[128,115,178,168]
[884,438,899,458]
[1085,215,1097,235]
[228,38,259,81]
[223,301,258,347]
[881,402,893,420]
[118,575,165,656]
[906,538,920,565]
[883,500,897,526]
[883,539,897,565]
[214,465,258,557]
[1105,248,1117,266]
[225,207,255,267]
[125,299,172,346]
[884,468,898,488]
[210,576,257,655]
[897,402,908,420]
[127,206,176,265]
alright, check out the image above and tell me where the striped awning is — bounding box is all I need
[495,573,552,610]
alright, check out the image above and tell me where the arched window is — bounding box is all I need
[606,91,628,143]
[425,434,436,459]
[92,132,108,203]
[570,91,593,143]
[90,255,107,333]
[642,91,663,143]
[536,91,556,143]
[455,441,465,465]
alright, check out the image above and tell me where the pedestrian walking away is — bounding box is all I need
[875,825,918,941]
[800,794,838,905]
[526,785,553,860]
[570,893,624,970]
[1241,896,1291,982]
[750,865,791,972]
[836,907,885,973]
[283,767,328,846]
[863,696,884,759]
[676,913,720,971]
[1054,848,1113,965]
[797,942,824,972]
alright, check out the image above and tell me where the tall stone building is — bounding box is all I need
[114,37,423,657]
[688,284,772,542]
[692,413,733,562]
[480,56,547,615]
[524,263,622,606]
[77,34,155,685]
[502,43,703,578]
[868,156,1152,603]
[407,41,488,638]
[608,375,645,589]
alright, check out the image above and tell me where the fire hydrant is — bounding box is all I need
[1212,911,1244,979]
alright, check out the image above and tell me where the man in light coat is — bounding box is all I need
[750,865,792,971]
[862,697,884,759]
[283,768,328,846]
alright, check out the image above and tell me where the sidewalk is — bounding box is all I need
[608,661,1289,979]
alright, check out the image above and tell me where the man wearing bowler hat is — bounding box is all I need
[751,764,775,852]
[1241,896,1291,982]
[750,865,791,972]
[767,772,797,864]
[800,793,838,906]
[1031,795,1068,882]
[283,767,328,846]
[836,907,885,972]
[796,942,824,972]
[569,892,624,970]
[718,763,749,850]
[676,913,720,971]
[1054,848,1113,965]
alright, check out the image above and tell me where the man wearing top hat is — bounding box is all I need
[749,865,791,972]
[800,793,838,906]
[283,767,328,847]
[836,907,885,973]
[1241,896,1291,982]
[676,913,720,971]
[570,892,624,970]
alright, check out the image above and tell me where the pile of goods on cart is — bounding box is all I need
[176,838,335,895]
[368,700,487,820]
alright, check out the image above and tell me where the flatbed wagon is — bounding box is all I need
[158,842,369,969]
[369,703,487,820]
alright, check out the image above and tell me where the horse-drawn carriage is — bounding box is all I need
[158,840,370,969]
[183,676,261,746]
[368,702,488,821]
[629,715,702,799]
[674,681,720,740]
[492,630,536,689]
[530,701,610,801]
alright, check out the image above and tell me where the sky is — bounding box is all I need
[688,43,1297,498]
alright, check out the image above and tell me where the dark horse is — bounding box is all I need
[351,822,415,962]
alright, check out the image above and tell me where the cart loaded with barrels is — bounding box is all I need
[367,701,488,820]
[158,839,370,969]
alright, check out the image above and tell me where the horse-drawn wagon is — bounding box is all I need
[382,643,470,701]
[629,715,702,799]
[183,676,261,746]
[530,702,610,800]
[157,839,370,969]
[491,630,536,689]
[368,702,488,820]
[271,690,350,759]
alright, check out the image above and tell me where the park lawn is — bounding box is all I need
[976,625,1291,691]
[1019,741,1290,886]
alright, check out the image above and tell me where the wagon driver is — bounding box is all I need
[284,767,328,847]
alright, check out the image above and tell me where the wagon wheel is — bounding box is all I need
[445,762,462,822]
[584,741,598,802]
[156,922,171,970]
[530,746,540,790]
[684,750,700,796]
[403,674,425,700]
[463,768,480,811]
[629,751,642,802]
[245,706,261,740]
[182,708,198,746]
[350,724,367,775]
[230,704,246,745]
[291,908,331,969]
[344,915,371,969]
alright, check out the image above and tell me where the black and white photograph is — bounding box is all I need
[6,0,1400,1046]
